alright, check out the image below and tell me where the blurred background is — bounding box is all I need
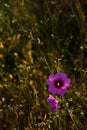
[0,0,87,130]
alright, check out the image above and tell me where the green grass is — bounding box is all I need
[0,0,87,130]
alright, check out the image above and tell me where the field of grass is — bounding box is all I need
[0,0,87,130]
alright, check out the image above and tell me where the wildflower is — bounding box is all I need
[9,74,13,79]
[0,84,3,88]
[29,80,33,86]
[1,64,5,68]
[22,60,28,65]
[0,42,4,48]
[0,54,3,59]
[47,72,71,95]
[7,37,12,41]
[47,94,59,113]
[14,52,18,57]
[3,78,7,82]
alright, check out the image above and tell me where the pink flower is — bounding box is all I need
[47,94,59,113]
[47,72,71,95]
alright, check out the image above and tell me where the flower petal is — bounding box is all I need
[47,94,59,113]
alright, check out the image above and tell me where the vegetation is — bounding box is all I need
[0,0,87,129]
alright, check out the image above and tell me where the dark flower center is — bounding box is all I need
[54,79,63,88]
